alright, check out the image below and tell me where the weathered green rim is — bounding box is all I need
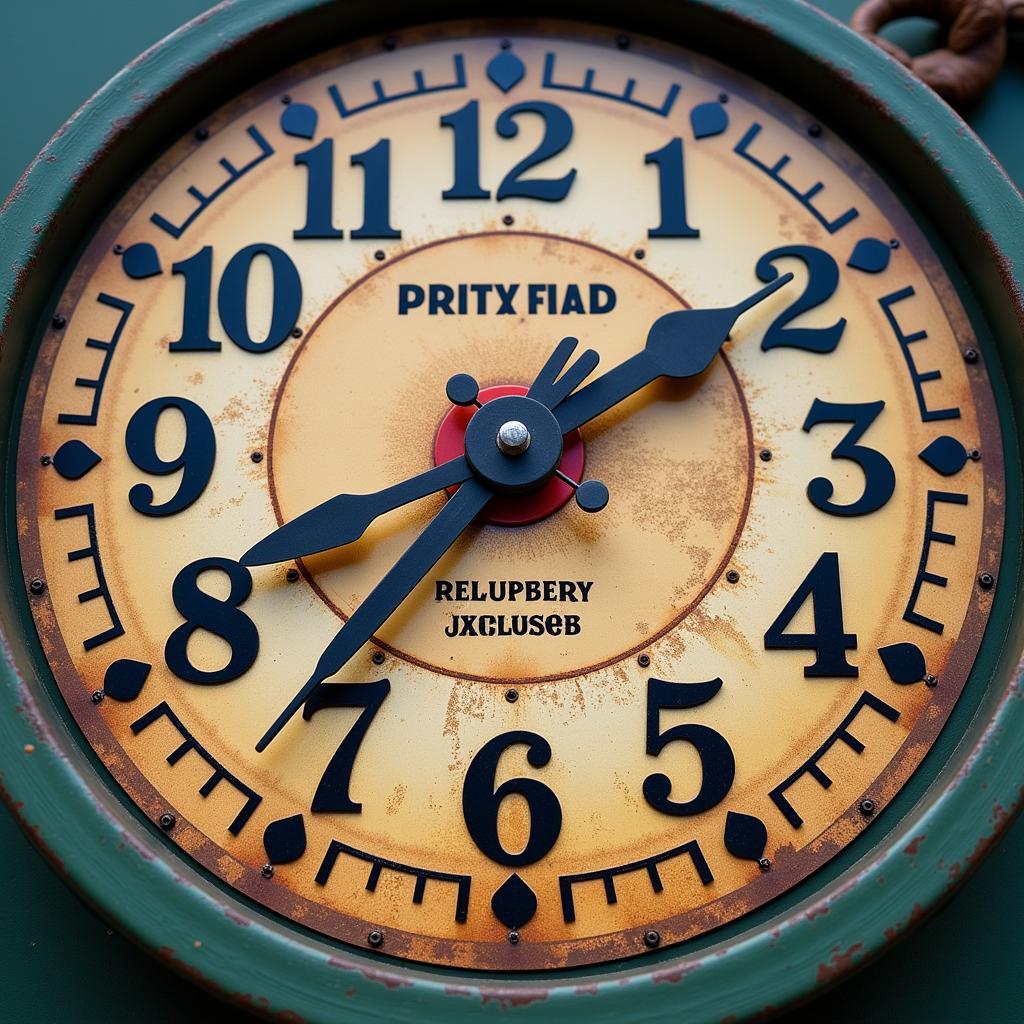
[1,0,1022,1020]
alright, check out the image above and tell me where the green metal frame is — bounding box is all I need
[1,0,1022,1020]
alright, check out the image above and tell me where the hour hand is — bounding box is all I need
[240,455,472,567]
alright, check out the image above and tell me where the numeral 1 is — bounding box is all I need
[645,138,700,239]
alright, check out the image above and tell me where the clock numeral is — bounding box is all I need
[125,397,216,517]
[303,679,391,813]
[294,136,401,240]
[440,100,577,203]
[765,552,858,677]
[645,138,700,239]
[755,245,847,353]
[802,399,896,516]
[643,677,735,816]
[170,243,302,353]
[165,557,259,685]
[462,731,562,866]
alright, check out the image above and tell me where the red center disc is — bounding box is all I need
[433,384,586,526]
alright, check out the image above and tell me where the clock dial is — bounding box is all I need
[16,21,1003,971]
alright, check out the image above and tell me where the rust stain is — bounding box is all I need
[815,942,864,986]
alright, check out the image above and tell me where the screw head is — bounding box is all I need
[638,653,651,668]
[91,690,105,704]
[500,38,511,50]
[374,249,386,262]
[112,243,125,255]
[40,455,51,467]
[261,863,274,879]
[859,798,876,817]
[383,36,397,51]
[158,812,177,831]
[963,347,979,364]
[251,450,264,464]
[633,248,646,260]
[291,326,303,338]
[28,577,45,596]
[505,688,519,703]
[759,448,773,462]
[643,929,661,948]
[616,34,630,49]
[968,448,981,461]
[978,572,995,590]
[924,674,938,688]
[508,930,521,945]
[808,122,823,137]
[51,314,67,329]
[758,857,771,872]
[372,650,386,666]
[889,238,901,249]
[496,420,531,456]
[502,214,514,226]
[194,126,209,141]
[368,929,384,947]
[286,567,300,583]
[281,94,292,105]
[718,92,730,103]
[726,569,740,584]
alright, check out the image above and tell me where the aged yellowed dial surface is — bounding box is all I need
[16,22,1003,970]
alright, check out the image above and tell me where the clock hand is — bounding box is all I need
[554,273,793,434]
[255,477,492,752]
[240,455,472,567]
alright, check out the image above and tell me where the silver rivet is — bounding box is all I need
[496,420,531,456]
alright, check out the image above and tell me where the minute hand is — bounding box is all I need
[255,477,491,752]
[554,274,792,434]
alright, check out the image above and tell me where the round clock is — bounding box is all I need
[2,1,1022,1019]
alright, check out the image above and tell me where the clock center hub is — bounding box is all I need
[496,420,530,456]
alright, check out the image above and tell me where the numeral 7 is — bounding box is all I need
[303,679,390,813]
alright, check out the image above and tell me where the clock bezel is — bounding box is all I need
[1,0,1022,1020]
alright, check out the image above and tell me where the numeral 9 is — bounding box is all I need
[125,396,215,517]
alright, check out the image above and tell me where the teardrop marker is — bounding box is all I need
[723,810,768,862]
[121,242,162,279]
[52,439,102,480]
[690,101,728,139]
[103,659,151,702]
[486,50,526,93]
[878,642,926,685]
[263,813,307,864]
[280,102,318,139]
[919,435,968,476]
[847,237,891,274]
[490,872,537,930]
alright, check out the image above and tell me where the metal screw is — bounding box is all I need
[889,239,901,249]
[616,34,630,49]
[726,569,740,584]
[261,864,274,878]
[51,314,66,329]
[286,568,300,583]
[759,449,773,462]
[28,577,45,596]
[91,690,105,704]
[502,214,514,226]
[383,36,397,51]
[372,650,386,666]
[251,451,264,464]
[496,420,531,456]
[643,930,661,949]
[638,653,651,668]
[968,448,981,461]
[158,812,177,831]
[508,930,520,945]
[718,92,730,103]
[194,126,209,141]
[291,326,303,338]
[281,94,292,105]
[963,348,979,364]
[808,123,822,137]
[505,688,519,703]
[633,248,646,260]
[500,39,511,50]
[859,798,876,817]
[374,250,386,262]
[367,929,384,947]
[978,572,995,590]
[113,243,125,255]
[40,455,51,467]
[758,857,771,872]
[924,674,938,688]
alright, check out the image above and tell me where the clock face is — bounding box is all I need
[16,21,1004,971]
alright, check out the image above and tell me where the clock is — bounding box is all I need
[1,0,1022,1019]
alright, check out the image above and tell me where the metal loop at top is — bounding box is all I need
[851,0,1022,108]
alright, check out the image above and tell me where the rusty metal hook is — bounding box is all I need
[851,0,1024,108]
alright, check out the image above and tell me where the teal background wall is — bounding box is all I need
[1,2,1021,1020]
